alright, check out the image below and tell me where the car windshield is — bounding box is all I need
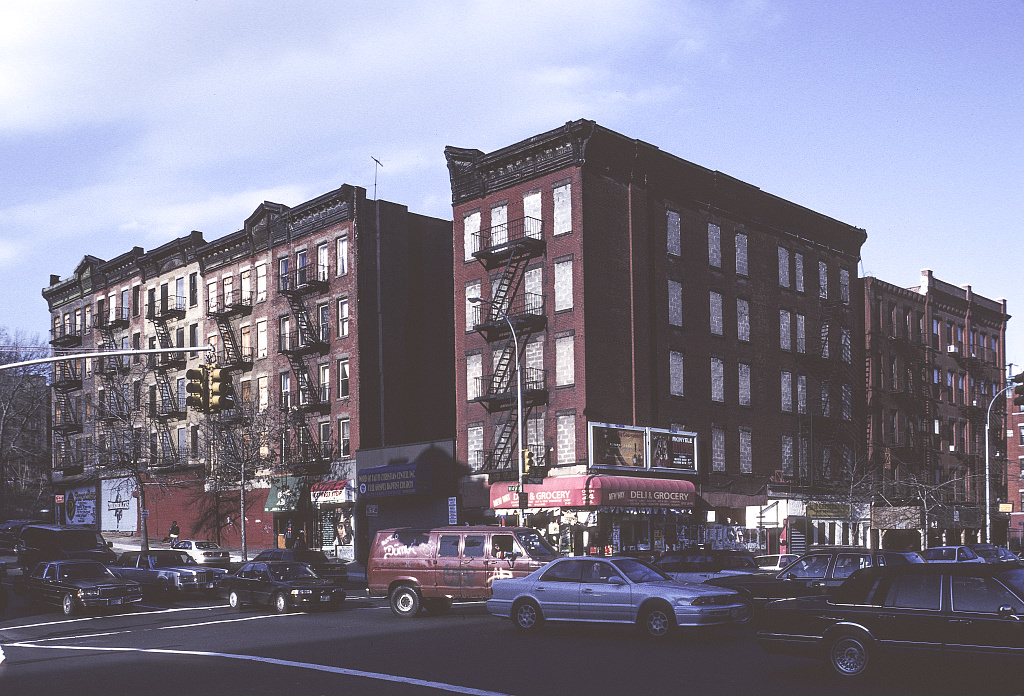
[60,563,114,580]
[195,541,220,550]
[923,548,957,561]
[973,547,998,560]
[294,550,330,563]
[270,563,318,581]
[58,530,106,550]
[153,552,195,567]
[996,568,1024,597]
[613,558,672,583]
[514,530,559,560]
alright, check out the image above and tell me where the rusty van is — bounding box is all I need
[367,526,559,617]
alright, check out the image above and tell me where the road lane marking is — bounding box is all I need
[0,605,227,631]
[4,643,515,696]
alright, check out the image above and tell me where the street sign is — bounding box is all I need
[141,509,149,518]
[507,484,520,492]
[55,494,65,503]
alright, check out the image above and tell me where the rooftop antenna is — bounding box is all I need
[371,156,383,200]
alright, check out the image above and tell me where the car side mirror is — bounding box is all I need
[607,576,626,586]
[783,572,795,580]
[997,605,1020,620]
[505,551,522,567]
[107,541,113,547]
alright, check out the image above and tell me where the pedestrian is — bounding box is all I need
[294,528,307,551]
[285,520,294,549]
[168,520,180,545]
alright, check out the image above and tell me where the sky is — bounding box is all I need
[2,0,1022,369]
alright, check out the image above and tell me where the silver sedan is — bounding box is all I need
[487,556,750,638]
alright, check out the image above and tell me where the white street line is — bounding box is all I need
[4,643,515,696]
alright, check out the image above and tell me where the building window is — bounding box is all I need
[712,426,726,472]
[556,335,574,386]
[466,353,482,400]
[668,280,683,327]
[739,427,752,473]
[465,282,480,332]
[337,298,350,338]
[818,261,829,299]
[256,264,267,302]
[794,253,804,293]
[490,203,508,246]
[463,211,480,261]
[778,247,790,288]
[557,413,576,465]
[781,371,793,412]
[708,223,721,268]
[207,280,218,313]
[523,190,541,229]
[795,313,806,353]
[257,376,268,411]
[553,183,572,235]
[841,328,852,363]
[842,384,852,421]
[467,425,483,471]
[797,375,807,414]
[735,233,748,276]
[190,425,200,458]
[317,242,329,281]
[670,351,684,397]
[667,210,681,256]
[279,372,291,410]
[337,418,350,458]
[318,303,330,343]
[782,433,794,476]
[256,321,267,359]
[820,321,830,359]
[780,310,791,351]
[711,357,724,402]
[554,259,573,311]
[799,436,809,479]
[337,358,349,398]
[821,381,832,418]
[709,291,723,335]
[189,272,198,307]
[737,299,750,341]
[840,268,850,304]
[738,362,751,406]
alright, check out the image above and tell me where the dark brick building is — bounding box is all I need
[447,120,866,555]
[1006,393,1024,551]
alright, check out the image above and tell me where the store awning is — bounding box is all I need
[311,479,354,505]
[264,476,303,513]
[490,475,695,510]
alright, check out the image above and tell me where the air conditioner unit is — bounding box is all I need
[949,445,956,452]
[946,345,958,354]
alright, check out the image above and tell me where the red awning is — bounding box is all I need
[311,479,353,505]
[490,475,695,510]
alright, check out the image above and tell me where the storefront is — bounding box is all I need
[489,475,696,557]
[264,475,305,549]
[311,479,356,560]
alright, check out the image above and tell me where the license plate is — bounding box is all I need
[320,595,331,602]
[204,583,214,589]
[112,598,122,605]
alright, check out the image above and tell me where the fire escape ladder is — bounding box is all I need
[155,423,178,467]
[215,314,242,366]
[489,246,532,317]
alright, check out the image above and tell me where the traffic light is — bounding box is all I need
[208,368,235,413]
[185,366,209,412]
[522,449,546,484]
[521,449,535,477]
[1014,373,1024,407]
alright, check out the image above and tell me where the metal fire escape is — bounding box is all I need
[50,320,85,475]
[147,295,185,467]
[279,263,330,473]
[470,216,547,482]
[208,286,255,371]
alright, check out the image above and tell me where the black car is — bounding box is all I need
[15,524,117,571]
[706,547,923,605]
[219,561,345,613]
[251,548,349,585]
[967,543,1024,567]
[14,559,143,616]
[757,563,1024,677]
[0,519,37,549]
[654,549,762,584]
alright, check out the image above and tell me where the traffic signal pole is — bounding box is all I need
[0,346,214,372]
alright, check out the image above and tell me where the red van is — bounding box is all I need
[368,526,559,617]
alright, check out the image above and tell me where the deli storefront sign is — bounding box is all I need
[490,475,695,510]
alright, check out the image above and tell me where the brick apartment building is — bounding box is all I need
[43,184,453,558]
[864,271,1009,549]
[1007,391,1024,551]
[447,120,866,556]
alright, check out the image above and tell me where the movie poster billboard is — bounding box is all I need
[650,429,698,472]
[589,423,698,474]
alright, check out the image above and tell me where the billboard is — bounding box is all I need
[588,423,698,474]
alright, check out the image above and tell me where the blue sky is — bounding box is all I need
[2,1,1022,369]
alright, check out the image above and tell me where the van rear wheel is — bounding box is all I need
[390,585,421,617]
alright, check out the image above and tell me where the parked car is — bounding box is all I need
[219,561,345,613]
[14,559,143,616]
[15,524,117,571]
[921,545,986,563]
[171,539,231,567]
[0,519,37,550]
[654,549,763,583]
[368,526,560,617]
[706,547,924,606]
[108,550,225,595]
[755,554,799,572]
[966,544,1024,567]
[757,563,1024,677]
[487,556,750,639]
[251,548,348,585]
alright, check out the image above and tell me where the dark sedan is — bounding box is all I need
[219,561,345,613]
[757,564,1024,678]
[15,559,143,616]
[251,548,349,585]
[706,547,923,606]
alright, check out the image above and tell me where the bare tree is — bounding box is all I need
[0,329,51,519]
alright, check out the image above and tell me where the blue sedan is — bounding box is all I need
[487,556,749,638]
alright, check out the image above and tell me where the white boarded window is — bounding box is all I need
[668,280,683,327]
[467,425,483,471]
[465,281,480,332]
[524,338,544,372]
[670,351,684,396]
[782,434,794,476]
[778,247,790,288]
[524,266,543,304]
[490,204,508,247]
[466,353,482,400]
[819,261,829,299]
[554,259,573,311]
[710,291,723,335]
[523,191,542,231]
[794,253,804,292]
[712,426,726,472]
[711,357,724,402]
[737,299,750,341]
[795,313,806,353]
[463,211,480,260]
[667,210,681,256]
[781,371,793,412]
[797,374,807,414]
[738,362,751,406]
[708,223,721,268]
[780,309,792,351]
[553,183,571,235]
[556,336,574,386]
[840,268,850,304]
[739,427,752,473]
[735,233,748,276]
[557,413,575,465]
[799,436,809,479]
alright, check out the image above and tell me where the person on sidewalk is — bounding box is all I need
[167,521,180,545]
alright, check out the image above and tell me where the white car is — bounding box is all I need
[754,554,799,572]
[171,539,231,567]
[921,545,985,563]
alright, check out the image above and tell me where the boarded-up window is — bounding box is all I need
[710,291,723,336]
[553,184,571,235]
[708,223,721,268]
[670,351,684,396]
[711,357,724,402]
[668,280,683,327]
[667,210,681,256]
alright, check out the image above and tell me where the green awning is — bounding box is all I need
[264,476,302,513]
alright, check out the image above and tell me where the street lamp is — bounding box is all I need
[469,296,525,503]
[986,382,1014,544]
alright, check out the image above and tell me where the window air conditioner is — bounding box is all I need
[946,345,958,354]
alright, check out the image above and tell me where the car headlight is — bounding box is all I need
[291,589,313,595]
[78,588,100,598]
[689,595,720,606]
